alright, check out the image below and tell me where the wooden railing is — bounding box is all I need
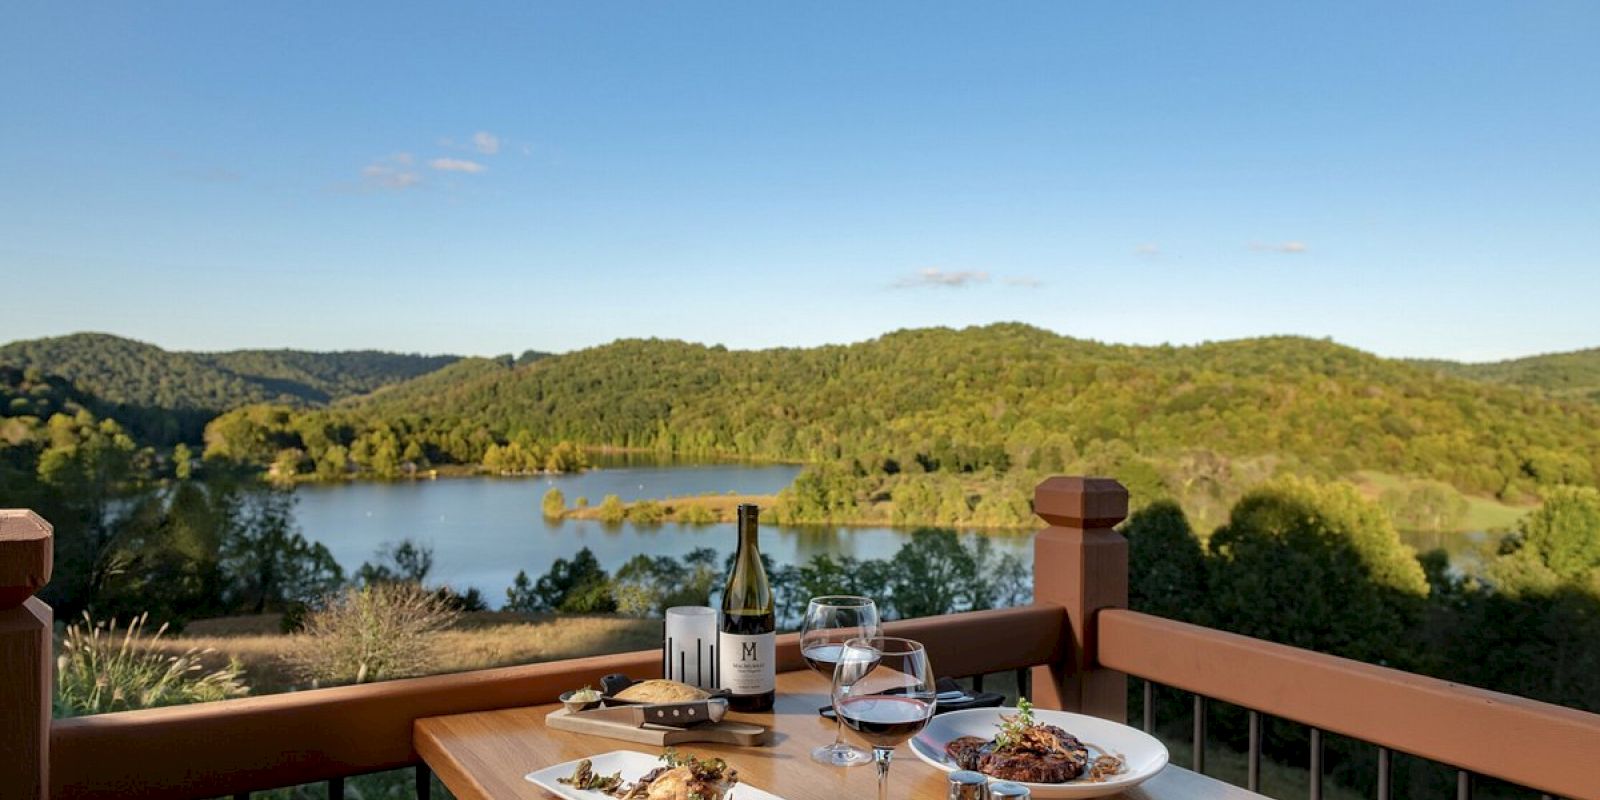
[1098,610,1600,799]
[6,476,1600,800]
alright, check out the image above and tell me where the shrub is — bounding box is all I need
[679,503,717,524]
[54,612,247,716]
[597,494,626,523]
[541,487,567,519]
[288,583,460,685]
[627,499,665,523]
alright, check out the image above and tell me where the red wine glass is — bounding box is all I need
[800,596,882,766]
[832,636,935,800]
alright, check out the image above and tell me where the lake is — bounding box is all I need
[292,461,1487,606]
[292,461,1034,605]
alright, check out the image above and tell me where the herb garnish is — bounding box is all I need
[993,697,1035,751]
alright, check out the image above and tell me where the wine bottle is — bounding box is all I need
[718,503,775,712]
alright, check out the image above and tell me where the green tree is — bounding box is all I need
[887,529,979,619]
[541,487,567,519]
[505,569,539,612]
[1123,500,1208,623]
[356,539,435,586]
[316,445,349,480]
[530,547,615,613]
[172,442,194,480]
[1518,486,1600,583]
[220,489,344,614]
[1207,478,1428,666]
[597,494,626,523]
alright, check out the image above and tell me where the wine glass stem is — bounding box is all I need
[872,747,892,800]
[832,714,847,748]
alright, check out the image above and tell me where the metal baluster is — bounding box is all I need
[416,763,433,800]
[328,776,345,800]
[972,673,985,693]
[1308,728,1322,800]
[1142,680,1154,733]
[1247,710,1261,793]
[1191,695,1206,774]
[1014,667,1030,702]
[1376,747,1391,800]
[233,794,249,800]
[1456,771,1471,800]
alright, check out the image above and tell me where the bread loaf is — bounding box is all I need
[613,679,711,703]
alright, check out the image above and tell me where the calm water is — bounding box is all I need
[292,462,1033,605]
[293,462,1487,606]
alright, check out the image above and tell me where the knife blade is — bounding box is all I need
[572,698,728,728]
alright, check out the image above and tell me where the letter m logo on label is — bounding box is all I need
[741,642,758,661]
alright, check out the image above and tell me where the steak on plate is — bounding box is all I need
[944,724,1091,783]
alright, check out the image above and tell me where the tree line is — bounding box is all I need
[1126,477,1600,798]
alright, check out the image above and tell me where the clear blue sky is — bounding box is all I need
[2,2,1596,361]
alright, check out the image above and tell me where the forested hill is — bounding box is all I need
[1412,349,1600,403]
[262,324,1600,504]
[0,333,459,442]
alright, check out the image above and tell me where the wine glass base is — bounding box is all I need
[811,743,872,767]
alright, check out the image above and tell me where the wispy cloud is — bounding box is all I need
[1134,243,1161,257]
[894,268,991,288]
[359,155,421,191]
[1004,276,1044,288]
[1250,241,1308,254]
[429,157,487,173]
[472,131,501,155]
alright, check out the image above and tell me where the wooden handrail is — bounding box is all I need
[1098,608,1600,800]
[51,604,1065,800]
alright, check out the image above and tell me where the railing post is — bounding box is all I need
[0,510,54,800]
[1029,476,1128,720]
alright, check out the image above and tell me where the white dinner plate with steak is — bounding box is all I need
[909,706,1168,799]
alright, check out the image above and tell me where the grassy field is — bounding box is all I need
[160,612,663,695]
[1351,470,1533,531]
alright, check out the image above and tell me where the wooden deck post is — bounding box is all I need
[1029,477,1128,721]
[1,510,54,800]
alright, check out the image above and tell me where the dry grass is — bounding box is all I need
[289,583,461,686]
[561,493,777,523]
[152,612,663,695]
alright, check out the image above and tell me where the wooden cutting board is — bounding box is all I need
[545,708,772,747]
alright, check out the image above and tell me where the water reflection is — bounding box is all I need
[292,463,1032,604]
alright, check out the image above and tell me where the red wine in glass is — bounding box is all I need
[800,597,881,766]
[836,696,935,748]
[832,637,934,800]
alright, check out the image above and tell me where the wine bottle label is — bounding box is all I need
[717,631,775,694]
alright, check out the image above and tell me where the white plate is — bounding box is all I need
[909,707,1169,799]
[526,749,781,800]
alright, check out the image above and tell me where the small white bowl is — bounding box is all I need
[559,689,603,714]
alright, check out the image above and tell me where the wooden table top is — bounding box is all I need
[415,670,1265,800]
